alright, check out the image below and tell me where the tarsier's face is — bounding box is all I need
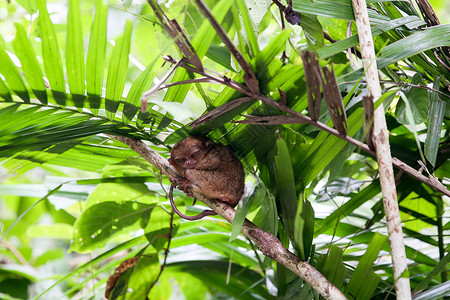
[172,138,206,169]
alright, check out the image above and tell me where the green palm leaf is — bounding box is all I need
[37,0,65,94]
[12,23,47,104]
[0,44,29,102]
[66,0,85,99]
[105,20,133,120]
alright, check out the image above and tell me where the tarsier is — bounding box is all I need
[168,136,245,220]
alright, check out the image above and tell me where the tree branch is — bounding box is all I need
[351,0,412,299]
[111,135,347,300]
[193,0,259,95]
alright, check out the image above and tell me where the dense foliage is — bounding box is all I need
[0,0,448,299]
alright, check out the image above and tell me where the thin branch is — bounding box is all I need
[351,0,412,298]
[111,135,347,300]
[141,57,183,103]
[232,114,308,125]
[193,0,260,95]
[152,77,214,93]
[191,97,254,128]
[146,0,203,70]
[0,240,29,266]
[148,208,174,291]
[162,55,251,94]
[340,80,450,99]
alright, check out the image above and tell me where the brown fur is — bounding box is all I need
[169,136,244,207]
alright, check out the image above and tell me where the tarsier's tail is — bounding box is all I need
[169,184,217,220]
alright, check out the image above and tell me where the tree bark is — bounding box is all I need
[351,1,412,299]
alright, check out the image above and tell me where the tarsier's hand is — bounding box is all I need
[170,177,193,197]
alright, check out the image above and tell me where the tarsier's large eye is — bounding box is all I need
[190,149,200,159]
[175,158,185,164]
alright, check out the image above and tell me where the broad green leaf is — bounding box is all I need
[345,233,387,299]
[83,183,158,210]
[300,199,314,260]
[86,0,107,113]
[293,0,408,21]
[36,237,146,299]
[0,77,12,101]
[317,245,347,289]
[99,262,137,298]
[424,79,445,166]
[0,44,29,102]
[274,135,298,239]
[318,15,425,59]
[399,91,427,162]
[26,223,73,239]
[229,185,253,241]
[253,29,291,81]
[301,13,325,50]
[236,0,261,56]
[66,0,85,98]
[296,109,363,190]
[123,254,160,299]
[150,270,207,300]
[206,44,235,71]
[248,176,278,235]
[0,184,62,243]
[34,249,65,266]
[204,242,259,267]
[0,107,117,157]
[17,0,38,14]
[413,281,450,300]
[396,73,429,124]
[399,191,437,231]
[168,261,271,300]
[414,251,450,294]
[37,0,65,93]
[293,197,305,259]
[70,183,160,252]
[315,180,381,236]
[229,175,278,242]
[71,201,154,252]
[123,57,162,124]
[13,23,47,104]
[293,0,355,20]
[105,20,133,120]
[378,24,450,69]
[145,227,174,251]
